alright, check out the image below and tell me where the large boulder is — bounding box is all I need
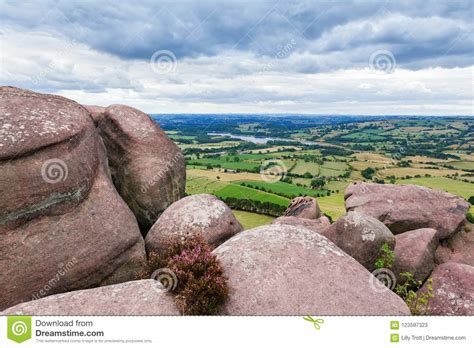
[213,224,410,315]
[392,228,438,284]
[272,215,331,231]
[283,197,321,219]
[435,222,474,266]
[146,194,243,253]
[0,280,179,315]
[96,104,186,230]
[0,87,145,310]
[418,262,473,315]
[323,211,395,271]
[83,104,106,124]
[344,182,469,239]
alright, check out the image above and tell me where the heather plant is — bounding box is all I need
[137,235,229,315]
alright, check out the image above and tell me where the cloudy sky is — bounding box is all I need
[1,0,473,115]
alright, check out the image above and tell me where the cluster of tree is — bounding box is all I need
[310,176,326,189]
[219,197,286,217]
[361,167,376,179]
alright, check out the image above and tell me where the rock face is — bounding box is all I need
[83,104,106,124]
[392,228,438,284]
[283,197,321,219]
[435,222,474,266]
[146,194,243,253]
[0,87,145,310]
[323,211,395,271]
[0,280,179,315]
[345,182,469,239]
[418,263,473,315]
[213,224,410,315]
[272,215,331,231]
[96,104,186,230]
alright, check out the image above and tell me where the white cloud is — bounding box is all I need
[1,27,472,115]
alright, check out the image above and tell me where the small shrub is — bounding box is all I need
[467,211,474,224]
[374,243,395,269]
[395,272,434,315]
[137,236,229,315]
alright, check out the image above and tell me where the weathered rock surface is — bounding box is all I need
[0,87,98,229]
[83,104,106,124]
[323,211,395,271]
[283,197,321,219]
[0,87,145,310]
[392,228,438,284]
[146,194,243,253]
[345,182,469,239]
[272,215,331,231]
[0,280,179,315]
[435,222,474,266]
[96,104,186,230]
[418,262,473,315]
[213,224,410,315]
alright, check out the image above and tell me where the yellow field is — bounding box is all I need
[247,146,301,154]
[399,126,430,132]
[187,168,264,182]
[378,167,465,178]
[445,152,474,161]
[179,141,241,149]
[404,155,450,163]
[349,160,393,171]
[353,152,392,163]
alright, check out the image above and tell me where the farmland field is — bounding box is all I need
[234,180,327,198]
[232,210,274,230]
[158,115,473,227]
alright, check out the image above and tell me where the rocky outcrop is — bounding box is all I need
[344,182,469,239]
[392,228,438,284]
[283,197,321,219]
[435,222,474,266]
[418,263,473,315]
[272,215,330,231]
[83,105,106,124]
[323,211,395,271]
[96,104,186,230]
[0,87,145,310]
[146,194,243,253]
[0,280,179,315]
[213,224,410,315]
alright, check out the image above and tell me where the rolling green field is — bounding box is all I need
[234,180,327,198]
[213,184,290,206]
[232,210,274,230]
[397,177,473,200]
[177,116,473,229]
[290,161,320,175]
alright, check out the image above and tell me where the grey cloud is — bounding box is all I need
[1,0,472,70]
